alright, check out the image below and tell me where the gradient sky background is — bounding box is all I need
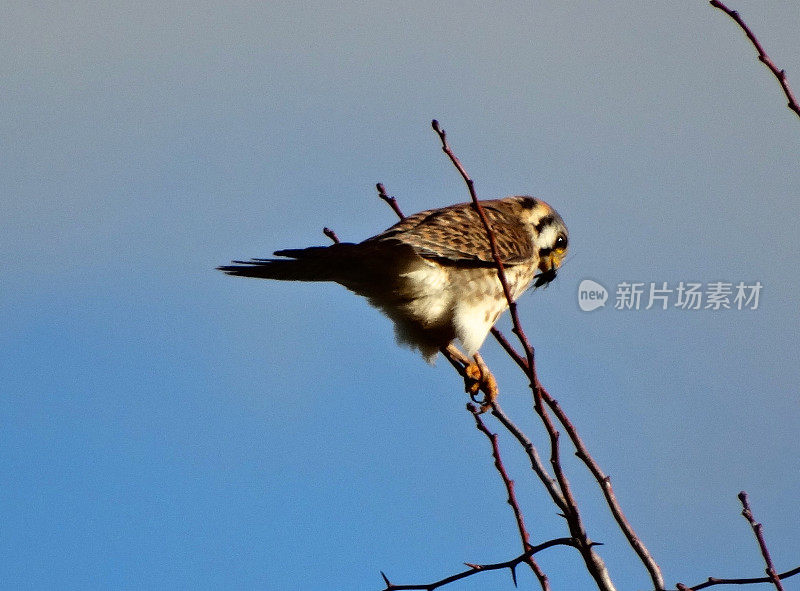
[3,2,799,590]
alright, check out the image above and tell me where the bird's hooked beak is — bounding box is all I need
[534,251,565,288]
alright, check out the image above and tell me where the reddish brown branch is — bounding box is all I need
[380,538,576,591]
[468,406,532,547]
[678,565,800,590]
[737,491,785,591]
[490,327,527,370]
[377,182,406,219]
[710,1,800,119]
[323,227,340,244]
[431,119,620,591]
[544,389,663,589]
[468,403,549,590]
[493,324,664,588]
[674,492,799,590]
[490,401,565,511]
[430,120,518,323]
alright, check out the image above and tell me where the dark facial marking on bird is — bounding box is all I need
[518,196,538,209]
[534,215,556,234]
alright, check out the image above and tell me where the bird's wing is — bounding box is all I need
[367,201,534,267]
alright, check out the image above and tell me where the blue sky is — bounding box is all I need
[3,2,799,589]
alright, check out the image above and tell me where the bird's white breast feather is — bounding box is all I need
[453,298,503,356]
[399,265,451,325]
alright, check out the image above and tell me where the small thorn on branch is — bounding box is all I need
[463,562,481,569]
[378,539,573,590]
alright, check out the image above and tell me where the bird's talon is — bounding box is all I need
[462,357,498,407]
[464,363,482,393]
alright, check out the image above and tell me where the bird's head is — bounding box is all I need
[513,196,568,287]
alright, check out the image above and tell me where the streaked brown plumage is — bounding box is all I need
[219,196,568,362]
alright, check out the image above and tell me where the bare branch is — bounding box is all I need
[377,182,406,219]
[492,329,664,588]
[678,564,800,590]
[737,491,785,591]
[673,492,799,590]
[323,227,340,244]
[430,120,518,321]
[710,1,800,119]
[431,119,622,591]
[543,390,664,589]
[490,327,527,370]
[379,125,666,591]
[490,401,566,511]
[380,538,577,591]
[467,412,531,552]
[468,404,550,590]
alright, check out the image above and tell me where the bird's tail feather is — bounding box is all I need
[218,243,361,282]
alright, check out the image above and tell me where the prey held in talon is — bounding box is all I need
[219,196,568,363]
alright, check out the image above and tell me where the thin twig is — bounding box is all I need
[710,0,800,119]
[493,323,664,589]
[431,119,620,591]
[544,389,664,590]
[738,491,785,591]
[380,538,576,591]
[490,327,527,370]
[323,227,340,244]
[468,404,550,590]
[677,564,800,590]
[472,404,547,589]
[377,182,406,219]
[429,121,518,319]
[490,401,565,511]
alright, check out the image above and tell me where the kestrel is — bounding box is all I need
[219,196,568,362]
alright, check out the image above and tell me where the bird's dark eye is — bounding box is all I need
[555,234,568,250]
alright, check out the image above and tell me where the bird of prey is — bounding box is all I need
[219,196,568,363]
